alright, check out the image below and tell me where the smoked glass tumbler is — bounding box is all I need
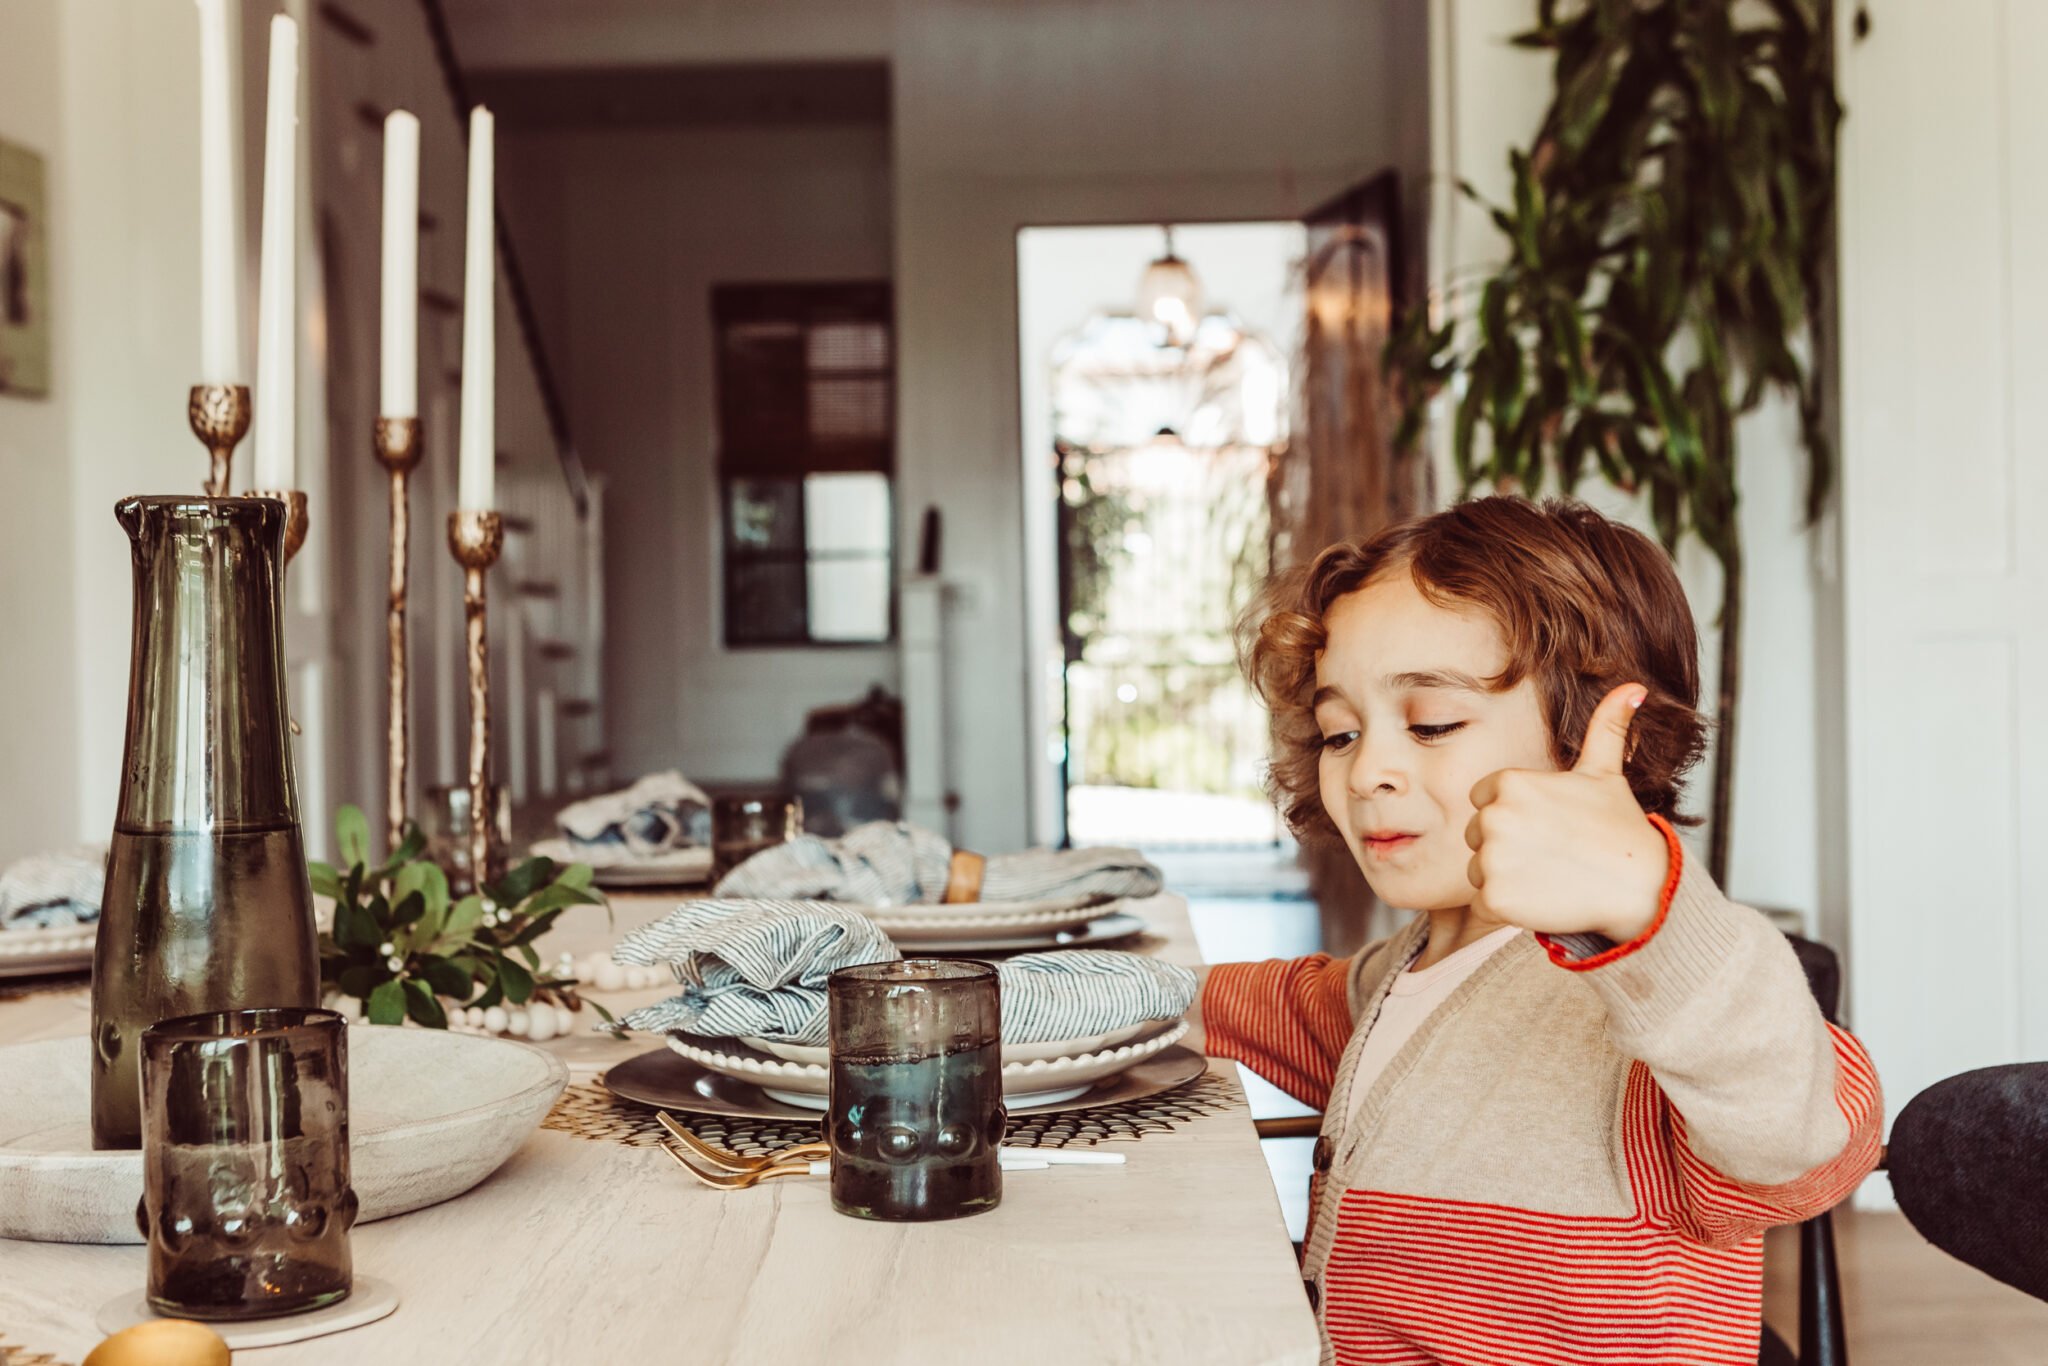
[827,959,1003,1221]
[138,1007,356,1320]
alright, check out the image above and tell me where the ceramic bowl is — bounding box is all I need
[0,1027,568,1245]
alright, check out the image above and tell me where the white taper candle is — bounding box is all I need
[251,13,298,490]
[457,105,495,511]
[196,0,245,385]
[380,110,420,419]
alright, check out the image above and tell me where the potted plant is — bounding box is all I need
[1390,0,1840,880]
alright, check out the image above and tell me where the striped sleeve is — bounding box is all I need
[1199,954,1357,1111]
[1645,1025,1884,1246]
[1556,839,1885,1247]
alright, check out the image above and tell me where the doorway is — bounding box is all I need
[1018,223,1306,851]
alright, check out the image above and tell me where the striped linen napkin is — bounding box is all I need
[0,847,105,929]
[713,820,1164,907]
[611,900,1194,1046]
[557,770,712,857]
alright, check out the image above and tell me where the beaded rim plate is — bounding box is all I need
[527,839,714,888]
[601,1042,1210,1122]
[667,1019,1190,1104]
[744,1018,1158,1067]
[865,896,1112,939]
[0,923,95,978]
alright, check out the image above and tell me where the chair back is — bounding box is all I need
[1888,1061,2048,1304]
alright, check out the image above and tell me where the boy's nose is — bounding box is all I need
[1346,739,1403,798]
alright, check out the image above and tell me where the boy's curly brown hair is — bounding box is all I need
[1237,496,1709,844]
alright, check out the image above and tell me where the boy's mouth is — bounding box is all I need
[1361,831,1420,859]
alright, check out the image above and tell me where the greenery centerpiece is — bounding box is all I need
[311,804,607,1028]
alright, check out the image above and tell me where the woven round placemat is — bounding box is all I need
[543,1070,1242,1158]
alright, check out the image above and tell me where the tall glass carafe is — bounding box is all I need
[92,497,319,1149]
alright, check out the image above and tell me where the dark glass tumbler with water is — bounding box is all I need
[138,1008,356,1320]
[827,959,1004,1221]
[710,792,803,884]
[93,498,320,1150]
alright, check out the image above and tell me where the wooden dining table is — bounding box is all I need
[0,891,1321,1365]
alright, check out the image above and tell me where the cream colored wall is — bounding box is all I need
[0,0,80,865]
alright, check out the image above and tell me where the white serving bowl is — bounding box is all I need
[0,1028,568,1245]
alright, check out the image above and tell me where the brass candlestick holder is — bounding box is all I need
[245,489,310,564]
[375,417,424,850]
[189,384,252,497]
[448,508,505,890]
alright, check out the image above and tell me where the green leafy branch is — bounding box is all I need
[311,804,606,1028]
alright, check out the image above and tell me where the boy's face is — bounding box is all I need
[1312,570,1555,913]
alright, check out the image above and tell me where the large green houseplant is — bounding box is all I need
[1391,0,1840,881]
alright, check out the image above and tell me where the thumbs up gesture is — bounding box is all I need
[1464,684,1671,942]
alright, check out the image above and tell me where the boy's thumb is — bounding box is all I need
[1573,684,1646,778]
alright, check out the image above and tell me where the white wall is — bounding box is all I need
[498,123,899,785]
[0,0,80,865]
[1426,0,1835,932]
[0,0,571,864]
[1836,0,2048,1198]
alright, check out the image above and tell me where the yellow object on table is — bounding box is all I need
[81,1319,230,1366]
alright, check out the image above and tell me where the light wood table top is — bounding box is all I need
[0,892,1318,1365]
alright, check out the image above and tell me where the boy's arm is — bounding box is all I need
[1198,953,1357,1111]
[1540,824,1883,1246]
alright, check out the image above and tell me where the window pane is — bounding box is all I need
[807,556,891,642]
[727,559,809,645]
[808,321,889,371]
[803,473,891,555]
[808,376,890,444]
[727,478,804,553]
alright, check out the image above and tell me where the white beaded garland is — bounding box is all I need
[525,1007,557,1043]
[482,1006,508,1034]
[505,1009,530,1038]
[593,962,625,993]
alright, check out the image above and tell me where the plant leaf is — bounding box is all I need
[367,978,406,1026]
[420,954,475,1001]
[487,858,552,909]
[445,893,486,940]
[336,805,371,871]
[496,957,535,1005]
[308,861,345,901]
[403,978,449,1029]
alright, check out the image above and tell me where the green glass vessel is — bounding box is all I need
[91,497,319,1150]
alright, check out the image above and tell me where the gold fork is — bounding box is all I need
[657,1111,828,1172]
[654,1138,817,1190]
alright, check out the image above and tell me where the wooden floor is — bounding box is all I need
[1763,1209,2048,1365]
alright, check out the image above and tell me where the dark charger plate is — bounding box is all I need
[601,1044,1209,1122]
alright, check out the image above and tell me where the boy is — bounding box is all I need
[1201,497,1881,1365]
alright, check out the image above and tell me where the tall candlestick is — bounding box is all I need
[251,14,298,492]
[457,105,495,511]
[380,111,420,420]
[196,0,246,387]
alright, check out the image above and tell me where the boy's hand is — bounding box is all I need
[1464,684,1670,943]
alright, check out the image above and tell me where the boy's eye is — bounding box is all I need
[1319,730,1360,754]
[1409,722,1467,743]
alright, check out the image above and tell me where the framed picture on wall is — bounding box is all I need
[0,136,50,398]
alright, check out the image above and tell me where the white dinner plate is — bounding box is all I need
[527,838,714,888]
[665,1018,1189,1110]
[862,896,1112,940]
[0,923,96,979]
[0,1029,567,1245]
